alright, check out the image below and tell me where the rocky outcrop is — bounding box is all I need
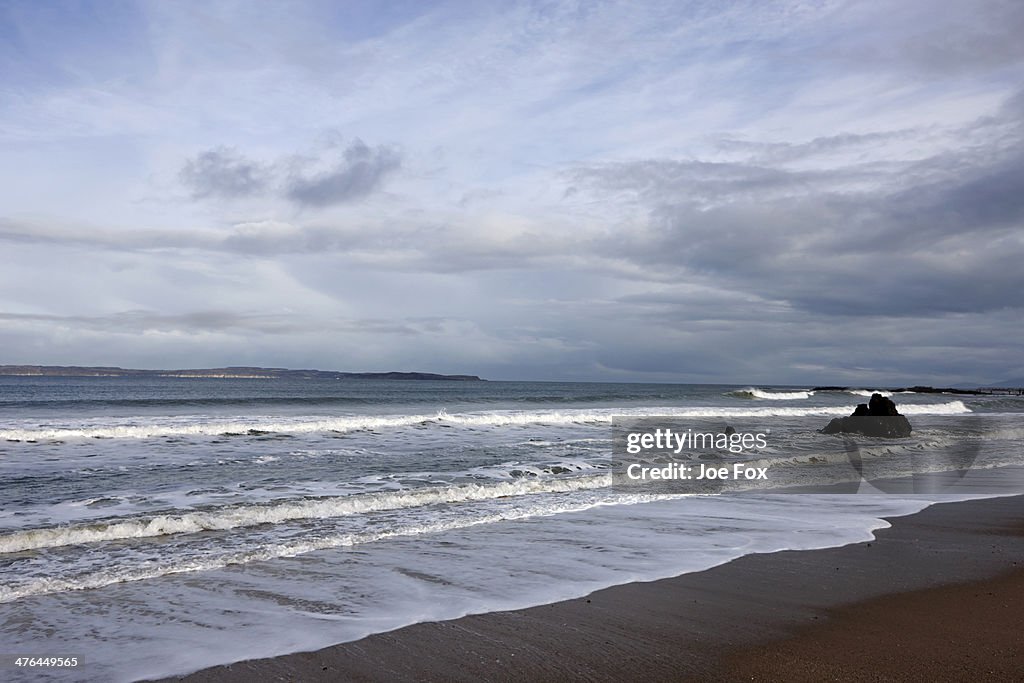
[821,393,912,438]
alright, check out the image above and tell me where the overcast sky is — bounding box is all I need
[1,0,1022,384]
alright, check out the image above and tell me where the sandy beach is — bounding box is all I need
[156,494,1024,682]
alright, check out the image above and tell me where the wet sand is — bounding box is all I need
[156,494,1024,682]
[722,567,1024,681]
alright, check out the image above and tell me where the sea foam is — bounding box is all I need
[0,474,611,553]
[0,402,971,441]
[728,387,815,400]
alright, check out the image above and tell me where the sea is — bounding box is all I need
[1,377,1022,681]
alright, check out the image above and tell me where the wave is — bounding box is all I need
[0,475,610,553]
[728,387,814,400]
[0,491,676,604]
[847,389,894,397]
[0,402,973,441]
[0,413,434,441]
[961,396,1024,414]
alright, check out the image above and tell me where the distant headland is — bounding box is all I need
[0,365,485,381]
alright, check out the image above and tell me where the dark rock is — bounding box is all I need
[820,393,912,438]
[868,393,900,416]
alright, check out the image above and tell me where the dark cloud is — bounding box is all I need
[286,140,401,206]
[890,153,1024,234]
[179,139,401,206]
[179,148,269,199]
[583,301,1024,385]
[570,98,1024,320]
[590,186,1024,319]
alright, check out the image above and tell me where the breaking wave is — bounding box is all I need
[0,491,673,604]
[0,475,610,553]
[728,388,814,400]
[0,402,972,442]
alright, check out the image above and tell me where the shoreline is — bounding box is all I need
[156,493,1024,682]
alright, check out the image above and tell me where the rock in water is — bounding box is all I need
[868,393,901,416]
[821,393,912,438]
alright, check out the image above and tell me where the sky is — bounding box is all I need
[1,0,1022,384]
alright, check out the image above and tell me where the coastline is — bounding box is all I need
[155,493,1024,682]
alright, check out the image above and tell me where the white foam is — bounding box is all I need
[730,387,814,400]
[0,475,611,553]
[0,402,972,441]
[848,389,894,397]
[0,413,434,441]
[0,491,674,603]
[881,401,969,415]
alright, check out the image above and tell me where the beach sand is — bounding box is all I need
[722,568,1024,681]
[156,494,1024,682]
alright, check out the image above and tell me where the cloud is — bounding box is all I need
[861,0,1024,75]
[286,140,402,206]
[568,93,1024,319]
[179,139,401,206]
[0,310,421,336]
[2,1,1023,382]
[6,93,1024,317]
[179,147,269,199]
[713,130,918,165]
[570,157,900,209]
